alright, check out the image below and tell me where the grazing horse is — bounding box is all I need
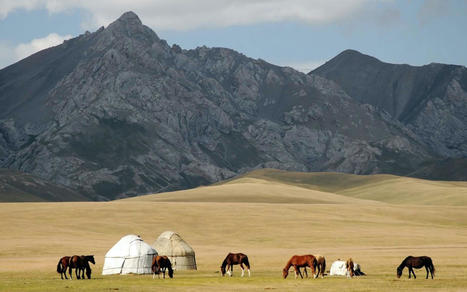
[152,255,174,279]
[221,253,251,277]
[69,255,95,279]
[282,255,317,279]
[346,258,355,277]
[397,256,435,279]
[57,256,71,280]
[315,255,326,278]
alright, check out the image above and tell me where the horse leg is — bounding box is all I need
[296,267,303,279]
[240,263,245,277]
[68,267,72,280]
[425,266,429,279]
[409,267,416,279]
[303,267,308,278]
[230,265,233,277]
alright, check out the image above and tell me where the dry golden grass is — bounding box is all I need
[1,170,467,291]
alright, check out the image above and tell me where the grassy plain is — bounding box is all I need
[1,170,467,291]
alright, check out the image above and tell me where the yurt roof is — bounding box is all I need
[153,231,195,256]
[105,234,157,258]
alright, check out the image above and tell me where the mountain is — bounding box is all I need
[312,49,467,158]
[0,168,90,202]
[0,12,453,201]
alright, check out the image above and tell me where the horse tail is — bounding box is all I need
[429,258,435,276]
[151,261,158,274]
[57,260,62,273]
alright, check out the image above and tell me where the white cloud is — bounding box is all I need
[14,33,72,60]
[0,41,16,69]
[0,33,72,68]
[0,0,375,30]
[278,60,326,73]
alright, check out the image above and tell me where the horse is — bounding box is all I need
[221,253,251,277]
[69,255,95,279]
[346,258,355,277]
[315,255,326,278]
[397,256,435,279]
[152,255,174,279]
[57,256,71,280]
[282,255,317,279]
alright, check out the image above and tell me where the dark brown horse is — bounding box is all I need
[282,255,317,279]
[152,255,174,279]
[69,255,95,279]
[57,256,71,280]
[221,253,251,277]
[397,256,435,279]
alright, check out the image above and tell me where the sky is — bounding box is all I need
[0,0,466,72]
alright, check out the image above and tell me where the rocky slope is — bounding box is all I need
[0,168,90,202]
[0,12,451,200]
[312,49,467,158]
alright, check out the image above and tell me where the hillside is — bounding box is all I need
[312,49,467,159]
[0,12,439,201]
[0,168,90,202]
[134,169,467,206]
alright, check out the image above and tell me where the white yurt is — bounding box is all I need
[102,234,157,275]
[152,231,197,270]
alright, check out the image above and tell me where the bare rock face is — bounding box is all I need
[0,12,445,200]
[312,49,467,159]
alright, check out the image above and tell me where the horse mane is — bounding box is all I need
[398,256,412,270]
[221,254,232,268]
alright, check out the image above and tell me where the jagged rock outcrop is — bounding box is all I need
[0,12,450,200]
[312,49,467,158]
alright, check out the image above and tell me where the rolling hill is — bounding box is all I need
[132,169,467,206]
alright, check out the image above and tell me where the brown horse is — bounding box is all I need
[152,255,174,279]
[315,255,326,278]
[69,255,95,279]
[221,253,251,277]
[397,256,435,279]
[282,255,317,279]
[346,258,355,277]
[57,256,71,280]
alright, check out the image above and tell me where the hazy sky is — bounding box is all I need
[1,0,466,72]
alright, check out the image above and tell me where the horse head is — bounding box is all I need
[282,268,288,279]
[88,255,95,265]
[396,266,403,278]
[168,267,174,278]
[220,265,226,276]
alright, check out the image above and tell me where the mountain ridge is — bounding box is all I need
[312,49,467,158]
[0,11,464,201]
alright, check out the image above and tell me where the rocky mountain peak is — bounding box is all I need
[114,11,142,26]
[105,11,160,44]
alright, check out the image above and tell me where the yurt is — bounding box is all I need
[152,231,197,270]
[102,235,157,275]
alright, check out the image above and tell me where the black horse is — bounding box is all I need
[397,256,435,279]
